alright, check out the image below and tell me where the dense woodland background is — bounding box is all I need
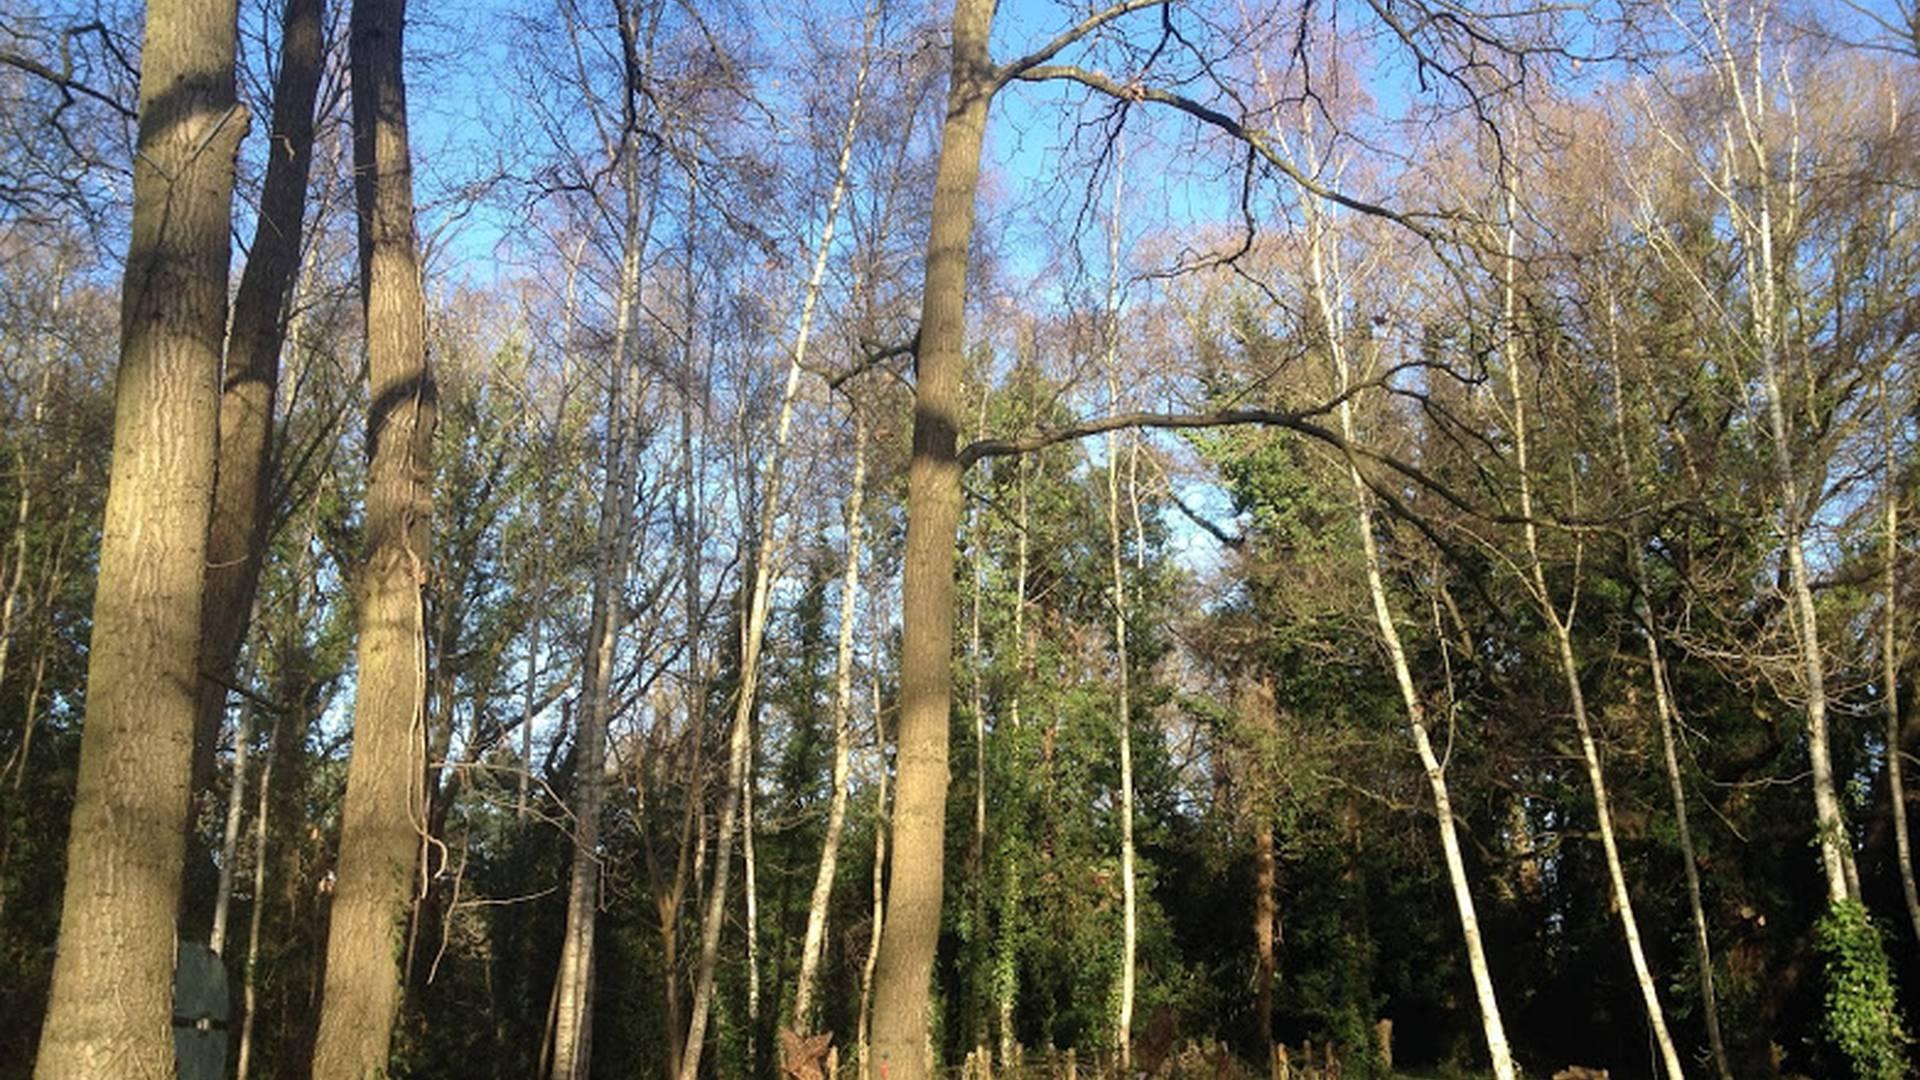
[2,0,1919,1077]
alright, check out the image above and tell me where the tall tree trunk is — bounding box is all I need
[1692,26,1860,902]
[235,708,281,1080]
[1494,204,1684,1079]
[966,388,991,1059]
[0,359,54,759]
[183,0,327,943]
[792,413,869,1031]
[1883,374,1920,945]
[1242,679,1278,1060]
[746,761,763,1072]
[869,2,998,1074]
[681,14,870,1064]
[1606,290,1733,1080]
[859,650,890,1080]
[209,698,256,955]
[310,0,434,1070]
[994,455,1028,1071]
[548,111,650,1080]
[31,0,244,1070]
[1100,140,1137,1069]
[678,97,843,1075]
[1309,191,1516,1080]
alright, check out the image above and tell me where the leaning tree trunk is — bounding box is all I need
[677,73,843,1069]
[1306,188,1516,1080]
[182,0,326,943]
[310,0,434,1072]
[1493,205,1685,1079]
[868,2,997,1076]
[1605,289,1734,1080]
[786,7,878,1037]
[31,0,244,1071]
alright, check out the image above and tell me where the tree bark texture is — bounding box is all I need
[868,1,997,1075]
[182,0,326,943]
[31,0,243,1071]
[310,0,434,1072]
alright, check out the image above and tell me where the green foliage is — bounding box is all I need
[1814,899,1908,1080]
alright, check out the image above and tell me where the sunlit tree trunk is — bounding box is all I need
[209,697,255,955]
[1100,137,1137,1070]
[788,8,878,1035]
[310,0,435,1070]
[793,413,869,1032]
[1605,289,1733,1080]
[858,653,890,1080]
[870,3,997,1074]
[183,0,326,942]
[1305,179,1516,1080]
[548,127,648,1080]
[994,454,1028,1071]
[1883,374,1920,945]
[31,0,243,1070]
[1494,200,1684,1078]
[678,32,858,1062]
[235,709,280,1080]
[1691,2,1859,904]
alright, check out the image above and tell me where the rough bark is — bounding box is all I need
[182,0,326,943]
[309,0,434,1071]
[868,2,997,1075]
[30,0,244,1070]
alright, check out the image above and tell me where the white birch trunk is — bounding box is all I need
[235,713,278,1080]
[1605,289,1733,1080]
[209,697,255,954]
[1884,374,1920,944]
[1100,137,1137,1070]
[677,23,866,1069]
[858,653,889,1080]
[1302,169,1515,1080]
[1494,202,1684,1078]
[792,412,868,1031]
[549,129,653,1080]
